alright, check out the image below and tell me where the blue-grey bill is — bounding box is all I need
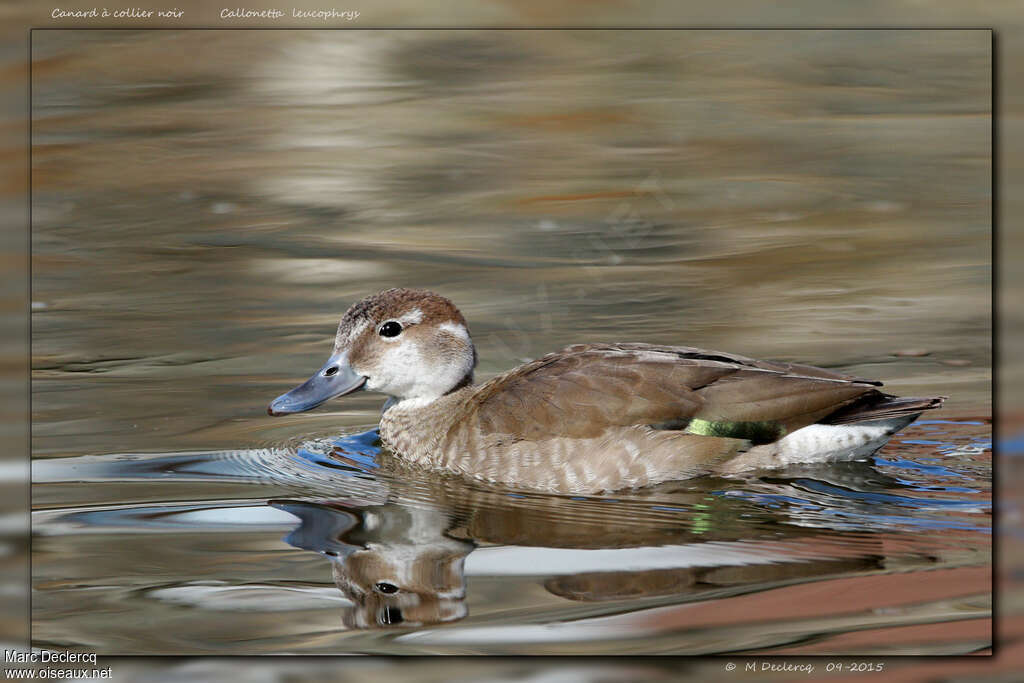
[268,355,367,416]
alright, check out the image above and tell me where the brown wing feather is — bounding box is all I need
[452,343,881,442]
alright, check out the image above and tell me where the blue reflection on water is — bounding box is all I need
[819,508,990,532]
[291,429,382,474]
[793,479,988,510]
[874,457,970,478]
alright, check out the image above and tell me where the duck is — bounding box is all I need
[268,288,944,494]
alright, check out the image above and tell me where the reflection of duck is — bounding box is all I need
[269,288,943,493]
[271,478,888,630]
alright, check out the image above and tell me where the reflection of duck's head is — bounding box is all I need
[272,500,473,629]
[333,537,471,629]
[268,288,476,415]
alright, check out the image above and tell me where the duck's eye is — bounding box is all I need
[378,321,403,338]
[374,581,399,595]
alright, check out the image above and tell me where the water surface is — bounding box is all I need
[30,29,991,654]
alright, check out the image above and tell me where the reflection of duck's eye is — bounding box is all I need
[378,321,403,338]
[380,606,403,625]
[374,581,399,594]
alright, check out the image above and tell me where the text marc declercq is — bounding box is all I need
[220,8,361,20]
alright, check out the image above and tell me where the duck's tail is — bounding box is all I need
[822,392,946,426]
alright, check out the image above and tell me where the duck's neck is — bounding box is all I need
[378,384,475,464]
[383,370,474,413]
[446,370,475,394]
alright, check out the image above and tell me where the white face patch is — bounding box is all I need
[364,338,425,396]
[364,324,474,402]
[438,321,470,342]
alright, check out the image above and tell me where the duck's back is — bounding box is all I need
[459,343,881,434]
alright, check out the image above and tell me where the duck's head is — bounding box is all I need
[268,288,476,416]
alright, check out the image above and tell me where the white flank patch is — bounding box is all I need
[772,421,896,465]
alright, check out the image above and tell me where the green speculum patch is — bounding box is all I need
[684,418,786,445]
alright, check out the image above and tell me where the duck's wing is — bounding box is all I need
[458,343,883,443]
